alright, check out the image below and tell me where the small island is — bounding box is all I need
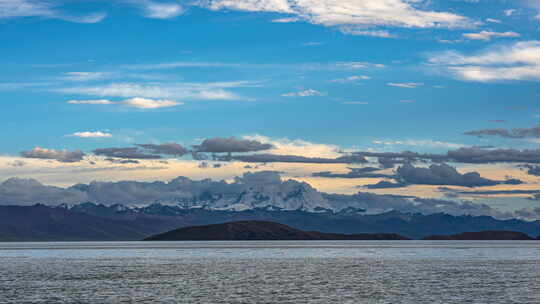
[144,221,410,241]
[422,231,536,241]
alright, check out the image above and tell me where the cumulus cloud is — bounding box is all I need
[136,143,189,156]
[69,131,113,138]
[396,163,522,187]
[464,125,540,138]
[20,147,85,163]
[194,137,274,153]
[282,89,325,97]
[462,30,520,41]
[428,40,540,82]
[197,0,471,30]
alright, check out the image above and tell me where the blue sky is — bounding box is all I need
[2,0,540,214]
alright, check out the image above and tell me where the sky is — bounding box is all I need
[2,0,540,216]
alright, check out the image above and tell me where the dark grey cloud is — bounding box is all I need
[378,157,410,168]
[20,147,85,163]
[464,125,540,139]
[364,181,408,189]
[227,154,368,164]
[396,163,522,187]
[521,165,540,177]
[136,143,189,157]
[454,189,540,195]
[355,148,540,165]
[105,158,140,164]
[313,167,395,179]
[93,147,162,160]
[194,137,274,153]
[447,148,540,163]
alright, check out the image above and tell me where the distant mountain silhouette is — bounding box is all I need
[144,221,409,241]
[1,204,539,241]
[423,231,535,240]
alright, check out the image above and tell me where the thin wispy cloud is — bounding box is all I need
[462,30,520,41]
[282,89,325,97]
[0,0,106,23]
[57,81,252,101]
[67,97,183,109]
[429,40,540,82]
[68,131,113,138]
[388,82,424,88]
[198,0,472,31]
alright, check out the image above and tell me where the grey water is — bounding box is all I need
[1,241,540,303]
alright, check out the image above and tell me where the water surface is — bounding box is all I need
[1,241,539,303]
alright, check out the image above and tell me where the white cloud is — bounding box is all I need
[387,82,424,88]
[200,0,293,13]
[63,72,108,82]
[462,30,520,41]
[242,135,341,158]
[57,81,251,100]
[271,17,299,23]
[331,75,371,83]
[122,97,182,109]
[198,0,472,31]
[339,28,395,38]
[67,97,183,109]
[282,89,325,97]
[69,131,113,138]
[503,9,517,16]
[67,99,114,105]
[373,139,466,149]
[136,0,184,19]
[486,18,501,23]
[429,40,540,82]
[0,0,106,23]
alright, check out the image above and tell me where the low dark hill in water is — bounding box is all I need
[423,231,535,241]
[144,221,410,241]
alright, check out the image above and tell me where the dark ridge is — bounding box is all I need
[144,221,410,241]
[422,231,535,241]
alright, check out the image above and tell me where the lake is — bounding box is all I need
[1,241,539,303]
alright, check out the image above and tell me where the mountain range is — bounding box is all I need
[1,171,539,241]
[1,203,539,241]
